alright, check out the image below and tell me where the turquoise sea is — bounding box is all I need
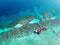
[0,0,60,45]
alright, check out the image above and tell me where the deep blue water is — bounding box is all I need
[0,0,60,26]
[0,0,59,16]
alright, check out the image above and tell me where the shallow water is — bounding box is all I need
[0,0,60,45]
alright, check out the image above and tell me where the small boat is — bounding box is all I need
[34,28,47,35]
